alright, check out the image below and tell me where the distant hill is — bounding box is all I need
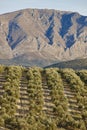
[46,58,87,69]
[0,8,87,66]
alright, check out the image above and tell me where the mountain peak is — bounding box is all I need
[0,8,87,66]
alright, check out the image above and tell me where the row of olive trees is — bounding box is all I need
[76,70,87,127]
[0,65,5,126]
[25,67,59,130]
[26,67,44,116]
[0,65,4,73]
[0,66,22,129]
[77,70,87,84]
[26,67,46,129]
[60,68,87,130]
[45,68,75,129]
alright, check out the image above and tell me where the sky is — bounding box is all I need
[0,0,87,16]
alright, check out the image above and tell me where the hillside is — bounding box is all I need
[0,9,87,66]
[0,65,87,130]
[46,58,87,69]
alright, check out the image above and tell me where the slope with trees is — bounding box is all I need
[0,65,87,130]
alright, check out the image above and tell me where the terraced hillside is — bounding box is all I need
[0,65,87,130]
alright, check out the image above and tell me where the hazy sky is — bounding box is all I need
[0,0,87,16]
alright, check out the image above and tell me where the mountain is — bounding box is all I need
[0,8,87,67]
[45,58,87,69]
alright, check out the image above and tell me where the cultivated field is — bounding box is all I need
[0,65,87,130]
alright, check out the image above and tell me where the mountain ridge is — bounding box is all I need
[45,57,87,69]
[0,8,87,66]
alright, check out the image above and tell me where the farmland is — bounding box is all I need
[0,65,87,130]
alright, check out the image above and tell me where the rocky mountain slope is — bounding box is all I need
[0,8,87,66]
